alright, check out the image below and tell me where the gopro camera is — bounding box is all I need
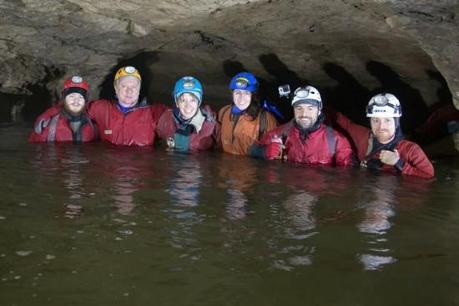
[278,84,291,98]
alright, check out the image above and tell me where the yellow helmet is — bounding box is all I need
[114,66,142,83]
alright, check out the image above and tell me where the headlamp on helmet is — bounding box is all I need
[173,76,203,104]
[229,72,258,93]
[62,75,89,101]
[114,66,142,83]
[291,85,322,109]
[366,93,402,118]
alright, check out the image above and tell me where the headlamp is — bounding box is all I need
[235,77,249,89]
[71,76,83,83]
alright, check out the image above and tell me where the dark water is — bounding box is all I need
[1,126,459,306]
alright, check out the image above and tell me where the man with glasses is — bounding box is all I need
[249,85,354,166]
[332,93,434,178]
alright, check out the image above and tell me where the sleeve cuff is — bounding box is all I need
[395,159,405,171]
[249,144,266,159]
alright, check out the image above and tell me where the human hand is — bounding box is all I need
[265,136,284,160]
[379,149,400,166]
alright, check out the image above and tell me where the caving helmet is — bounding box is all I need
[62,75,89,101]
[173,76,203,104]
[366,93,402,118]
[291,85,322,110]
[114,66,142,84]
[229,72,258,93]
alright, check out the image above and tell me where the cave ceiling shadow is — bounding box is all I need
[366,60,429,131]
[98,51,160,103]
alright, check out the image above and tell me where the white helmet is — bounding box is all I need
[291,85,322,109]
[366,93,402,118]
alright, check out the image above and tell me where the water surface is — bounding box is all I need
[1,126,459,306]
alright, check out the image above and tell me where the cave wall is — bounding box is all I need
[0,0,458,128]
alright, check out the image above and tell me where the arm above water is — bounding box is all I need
[397,141,435,179]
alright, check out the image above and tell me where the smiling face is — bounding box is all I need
[293,103,320,130]
[64,93,86,115]
[176,93,199,120]
[232,89,252,111]
[114,76,141,107]
[370,117,396,144]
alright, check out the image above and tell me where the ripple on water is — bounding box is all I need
[15,250,32,256]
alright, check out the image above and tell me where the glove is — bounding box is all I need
[264,142,283,160]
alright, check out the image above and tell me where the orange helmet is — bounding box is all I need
[114,66,142,83]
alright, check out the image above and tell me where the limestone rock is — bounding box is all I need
[0,0,458,126]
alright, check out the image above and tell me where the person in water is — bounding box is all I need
[249,85,354,166]
[29,75,98,143]
[87,66,166,146]
[155,76,220,152]
[218,72,278,155]
[332,93,434,178]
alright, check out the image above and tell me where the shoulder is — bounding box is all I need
[218,105,231,120]
[88,99,112,110]
[201,105,217,121]
[36,104,62,120]
[150,103,168,122]
[158,107,173,120]
[397,139,424,154]
[273,121,294,136]
[263,110,277,121]
[319,124,351,145]
[90,99,112,105]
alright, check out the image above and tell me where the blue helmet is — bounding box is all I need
[229,72,258,93]
[173,76,203,104]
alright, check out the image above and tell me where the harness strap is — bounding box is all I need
[325,125,337,157]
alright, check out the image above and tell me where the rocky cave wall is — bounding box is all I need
[0,0,458,132]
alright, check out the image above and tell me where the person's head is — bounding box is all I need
[173,76,203,120]
[62,76,89,116]
[291,85,322,130]
[113,66,142,108]
[366,93,402,144]
[229,72,258,112]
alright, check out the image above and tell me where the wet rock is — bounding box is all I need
[0,0,458,129]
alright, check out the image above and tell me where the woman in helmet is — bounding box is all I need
[333,93,434,178]
[218,72,278,155]
[29,76,98,143]
[156,76,219,152]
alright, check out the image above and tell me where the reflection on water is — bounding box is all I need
[1,127,459,306]
[218,157,258,220]
[357,176,398,270]
[270,190,317,271]
[164,157,205,260]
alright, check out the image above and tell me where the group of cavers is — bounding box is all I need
[29,66,436,179]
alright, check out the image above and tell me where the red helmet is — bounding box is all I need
[63,75,89,92]
[62,76,89,101]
